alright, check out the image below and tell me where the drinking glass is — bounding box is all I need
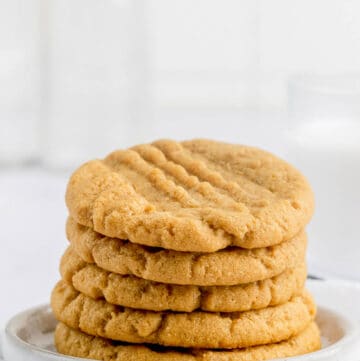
[286,74,360,280]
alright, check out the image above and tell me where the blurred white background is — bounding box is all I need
[0,0,360,332]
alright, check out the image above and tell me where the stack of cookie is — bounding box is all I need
[51,139,321,361]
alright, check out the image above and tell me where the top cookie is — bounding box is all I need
[66,139,314,252]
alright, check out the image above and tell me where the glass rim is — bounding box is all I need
[288,73,360,96]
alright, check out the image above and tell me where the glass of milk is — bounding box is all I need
[286,74,360,281]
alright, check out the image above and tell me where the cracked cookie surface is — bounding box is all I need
[55,322,321,361]
[61,246,307,312]
[65,139,314,252]
[67,218,307,286]
[51,281,316,349]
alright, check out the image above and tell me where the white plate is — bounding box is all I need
[1,280,360,361]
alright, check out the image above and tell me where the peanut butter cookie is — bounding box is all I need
[55,322,321,361]
[61,246,307,312]
[67,218,307,286]
[51,281,316,349]
[66,139,314,252]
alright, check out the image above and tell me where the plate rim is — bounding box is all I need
[3,280,360,361]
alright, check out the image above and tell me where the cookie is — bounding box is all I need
[55,322,321,361]
[51,281,316,349]
[61,246,307,312]
[67,218,307,286]
[65,139,314,252]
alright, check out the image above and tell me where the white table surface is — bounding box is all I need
[0,169,69,331]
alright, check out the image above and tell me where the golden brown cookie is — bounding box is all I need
[67,218,307,286]
[61,246,307,312]
[51,281,316,349]
[66,139,314,252]
[55,322,321,361]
